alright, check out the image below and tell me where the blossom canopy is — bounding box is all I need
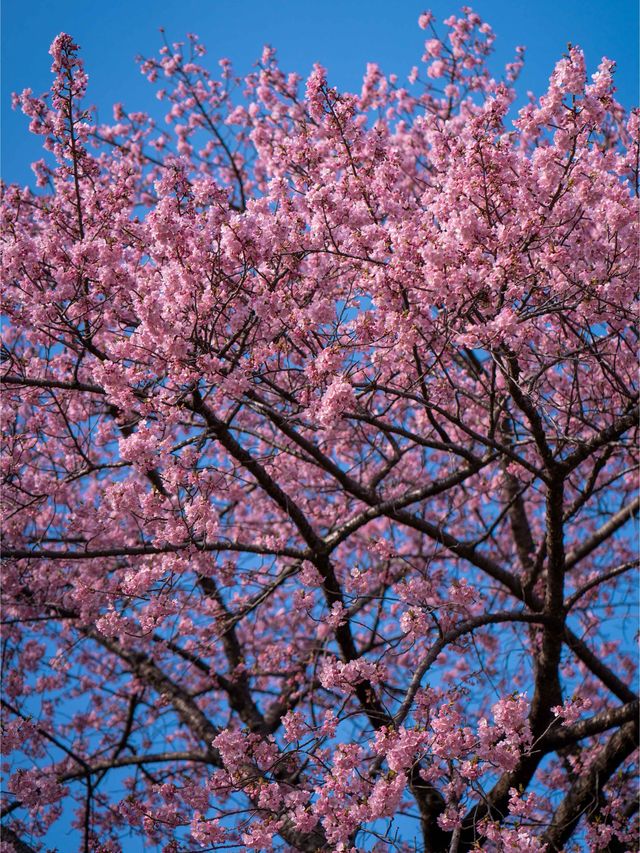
[1,8,638,852]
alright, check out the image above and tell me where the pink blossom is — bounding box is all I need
[418,11,434,29]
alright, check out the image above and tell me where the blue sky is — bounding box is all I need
[2,0,638,186]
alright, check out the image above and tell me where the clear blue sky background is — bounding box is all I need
[2,0,638,187]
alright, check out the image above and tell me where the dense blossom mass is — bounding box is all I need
[1,8,638,852]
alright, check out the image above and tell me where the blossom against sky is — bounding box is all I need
[2,0,638,185]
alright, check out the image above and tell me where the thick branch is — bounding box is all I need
[560,405,638,473]
[2,541,306,560]
[542,718,639,851]
[541,700,639,751]
[564,628,638,704]
[0,827,37,853]
[565,496,640,570]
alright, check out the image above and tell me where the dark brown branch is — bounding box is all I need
[88,632,221,757]
[2,541,306,560]
[393,611,554,727]
[1,373,106,395]
[198,575,268,735]
[190,390,326,554]
[541,700,639,751]
[560,404,638,473]
[564,628,638,704]
[565,496,640,570]
[566,560,638,609]
[0,826,37,853]
[61,751,215,780]
[542,718,639,851]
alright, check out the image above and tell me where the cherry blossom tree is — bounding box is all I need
[1,8,638,852]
